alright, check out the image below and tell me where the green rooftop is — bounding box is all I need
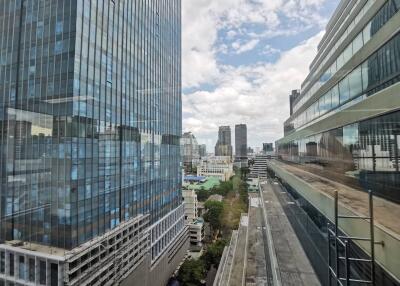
[184,177,221,191]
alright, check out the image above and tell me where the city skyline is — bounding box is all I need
[0,1,400,286]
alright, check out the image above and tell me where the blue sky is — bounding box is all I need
[182,0,340,152]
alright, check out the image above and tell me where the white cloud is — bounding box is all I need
[182,0,329,88]
[232,39,260,54]
[182,0,335,150]
[261,44,281,56]
[183,33,324,149]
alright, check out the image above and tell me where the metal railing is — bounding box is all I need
[328,190,380,286]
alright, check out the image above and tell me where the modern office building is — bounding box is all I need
[274,0,400,285]
[262,143,274,153]
[0,1,188,286]
[235,124,247,160]
[199,144,207,158]
[215,126,233,157]
[181,132,200,172]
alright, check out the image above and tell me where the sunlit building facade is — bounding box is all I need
[215,126,233,157]
[0,0,187,285]
[181,132,200,172]
[235,124,247,159]
[275,0,400,285]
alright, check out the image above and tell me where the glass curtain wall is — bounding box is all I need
[0,0,182,250]
[277,111,400,203]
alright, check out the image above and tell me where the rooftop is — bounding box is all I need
[207,194,224,202]
[184,176,220,191]
[184,175,207,183]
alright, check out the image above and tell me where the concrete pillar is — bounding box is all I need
[4,251,9,278]
[35,256,39,285]
[46,259,50,286]
[13,252,17,280]
[24,254,28,281]
[58,262,64,286]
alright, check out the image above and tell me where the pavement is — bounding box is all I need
[215,179,320,286]
[229,214,249,286]
[261,180,320,286]
[245,193,273,286]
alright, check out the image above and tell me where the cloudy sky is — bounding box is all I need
[182,0,340,151]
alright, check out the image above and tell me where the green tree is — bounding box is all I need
[201,240,227,270]
[240,167,250,179]
[203,201,224,233]
[196,188,210,202]
[177,259,205,286]
[215,180,233,196]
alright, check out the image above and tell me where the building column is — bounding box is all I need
[35,256,39,285]
[58,262,64,286]
[4,251,9,278]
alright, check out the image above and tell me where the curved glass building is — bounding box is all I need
[274,0,400,285]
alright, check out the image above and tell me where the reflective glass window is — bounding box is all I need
[343,44,353,63]
[353,32,363,54]
[339,77,350,103]
[348,66,363,99]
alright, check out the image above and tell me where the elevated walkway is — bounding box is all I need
[214,214,249,286]
[267,159,400,283]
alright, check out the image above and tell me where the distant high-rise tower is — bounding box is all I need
[199,144,207,158]
[235,124,247,160]
[263,143,274,153]
[215,126,233,157]
[181,132,200,171]
[0,1,187,285]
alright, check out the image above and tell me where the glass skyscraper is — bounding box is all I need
[0,0,186,285]
[215,126,232,157]
[235,124,247,159]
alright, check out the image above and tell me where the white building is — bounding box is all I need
[188,219,205,252]
[182,190,204,251]
[197,156,234,182]
[182,189,198,222]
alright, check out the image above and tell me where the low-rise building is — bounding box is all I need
[182,189,198,222]
[197,156,234,182]
[188,218,205,252]
[182,190,205,251]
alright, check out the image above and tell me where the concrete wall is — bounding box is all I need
[121,229,189,286]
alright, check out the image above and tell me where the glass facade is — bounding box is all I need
[0,0,182,250]
[290,0,400,125]
[278,111,400,203]
[275,0,400,283]
[287,30,400,132]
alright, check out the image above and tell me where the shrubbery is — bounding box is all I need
[177,240,227,285]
